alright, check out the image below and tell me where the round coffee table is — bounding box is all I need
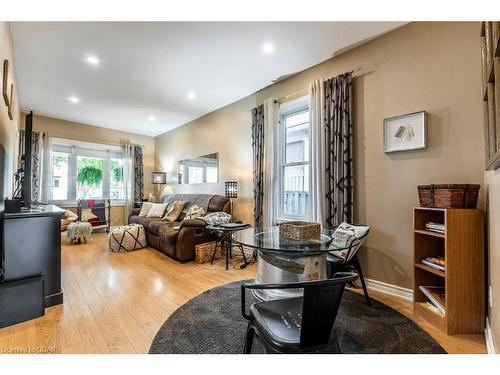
[234,227,356,301]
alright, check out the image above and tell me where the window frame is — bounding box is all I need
[49,139,125,206]
[277,97,312,222]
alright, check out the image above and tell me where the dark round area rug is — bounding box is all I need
[149,280,446,354]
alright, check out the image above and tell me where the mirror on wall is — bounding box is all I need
[178,153,219,184]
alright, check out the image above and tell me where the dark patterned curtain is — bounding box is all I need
[324,72,353,227]
[133,146,144,202]
[252,105,264,227]
[18,129,41,202]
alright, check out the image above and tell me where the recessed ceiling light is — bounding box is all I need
[148,115,156,121]
[262,42,275,55]
[85,55,100,66]
[67,96,80,103]
[187,91,196,100]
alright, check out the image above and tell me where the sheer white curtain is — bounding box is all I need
[309,79,326,226]
[123,144,135,223]
[262,97,280,226]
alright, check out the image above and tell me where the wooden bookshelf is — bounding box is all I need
[413,207,484,335]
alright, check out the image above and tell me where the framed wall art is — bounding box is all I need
[3,59,9,106]
[384,111,426,153]
[8,83,14,120]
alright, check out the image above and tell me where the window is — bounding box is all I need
[49,138,124,204]
[110,158,125,200]
[279,98,311,220]
[51,151,69,200]
[77,156,104,199]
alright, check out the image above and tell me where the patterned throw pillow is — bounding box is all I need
[163,201,187,222]
[329,222,369,260]
[146,203,168,218]
[81,208,98,222]
[138,202,154,217]
[200,212,231,225]
[183,205,205,220]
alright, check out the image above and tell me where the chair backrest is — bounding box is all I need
[329,222,370,262]
[299,272,357,350]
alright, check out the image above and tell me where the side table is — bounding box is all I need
[206,224,251,270]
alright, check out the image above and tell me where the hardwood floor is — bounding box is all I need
[0,233,486,354]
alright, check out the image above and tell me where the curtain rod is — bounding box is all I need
[48,134,145,149]
[248,67,364,112]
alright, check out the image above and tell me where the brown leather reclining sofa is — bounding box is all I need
[128,194,230,261]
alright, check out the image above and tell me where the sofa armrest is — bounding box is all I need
[180,218,207,228]
[130,208,141,216]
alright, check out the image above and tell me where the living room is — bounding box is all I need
[1,0,499,372]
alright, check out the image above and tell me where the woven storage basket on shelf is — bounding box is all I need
[417,184,480,208]
[279,221,321,241]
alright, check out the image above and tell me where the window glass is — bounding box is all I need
[206,166,217,183]
[188,167,204,184]
[285,113,309,163]
[52,152,69,200]
[279,102,311,220]
[110,158,125,200]
[283,164,310,218]
[76,156,104,199]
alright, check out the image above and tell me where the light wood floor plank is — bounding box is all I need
[0,232,486,354]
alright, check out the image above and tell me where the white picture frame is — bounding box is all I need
[384,111,426,153]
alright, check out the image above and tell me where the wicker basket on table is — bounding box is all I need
[417,184,480,208]
[279,221,321,241]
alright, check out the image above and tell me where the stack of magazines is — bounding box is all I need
[419,286,446,317]
[425,222,445,234]
[422,256,445,272]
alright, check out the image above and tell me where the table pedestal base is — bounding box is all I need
[253,250,327,301]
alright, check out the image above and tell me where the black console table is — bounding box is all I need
[0,205,64,328]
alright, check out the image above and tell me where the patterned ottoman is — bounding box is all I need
[108,224,147,252]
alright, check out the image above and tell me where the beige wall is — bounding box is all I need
[0,22,21,210]
[155,95,256,224]
[485,171,500,352]
[30,115,155,225]
[156,22,485,290]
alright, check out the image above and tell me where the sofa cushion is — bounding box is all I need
[163,201,186,222]
[184,205,205,220]
[208,195,229,213]
[158,223,180,248]
[146,203,168,218]
[138,202,154,217]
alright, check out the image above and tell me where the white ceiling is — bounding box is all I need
[10,22,405,137]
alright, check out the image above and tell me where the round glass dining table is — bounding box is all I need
[234,227,355,301]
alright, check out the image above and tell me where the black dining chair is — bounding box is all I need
[240,272,358,354]
[326,225,371,306]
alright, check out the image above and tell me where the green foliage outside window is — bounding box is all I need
[111,160,123,182]
[77,157,103,187]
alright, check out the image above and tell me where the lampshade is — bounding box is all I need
[151,171,167,184]
[225,181,238,198]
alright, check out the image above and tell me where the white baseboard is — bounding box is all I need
[485,317,496,354]
[358,278,413,301]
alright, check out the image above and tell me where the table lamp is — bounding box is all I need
[225,181,238,217]
[151,171,167,202]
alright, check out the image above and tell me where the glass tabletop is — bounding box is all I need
[234,226,358,255]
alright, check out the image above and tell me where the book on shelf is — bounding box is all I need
[421,302,446,318]
[419,286,446,316]
[422,256,445,272]
[425,222,445,234]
